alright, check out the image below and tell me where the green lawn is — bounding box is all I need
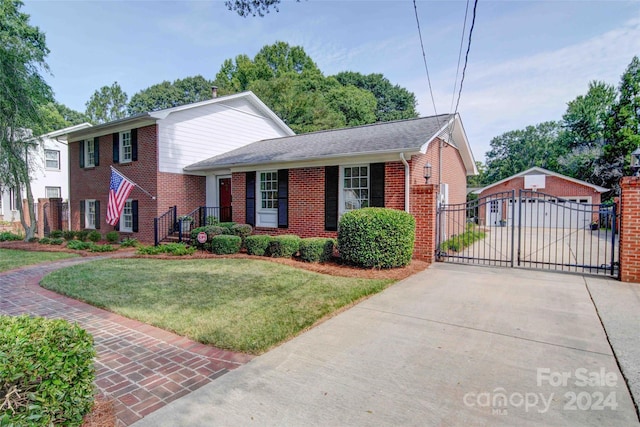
[40,258,393,354]
[0,249,78,273]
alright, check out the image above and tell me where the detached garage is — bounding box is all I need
[475,167,608,228]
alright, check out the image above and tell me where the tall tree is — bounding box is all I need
[334,71,418,122]
[0,0,53,239]
[128,75,214,114]
[225,0,291,17]
[32,102,88,135]
[85,81,128,124]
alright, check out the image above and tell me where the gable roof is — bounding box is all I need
[65,91,294,140]
[474,167,608,194]
[185,113,477,175]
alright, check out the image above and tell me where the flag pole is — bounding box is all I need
[111,166,157,200]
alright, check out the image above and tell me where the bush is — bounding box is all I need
[39,237,52,244]
[205,216,219,225]
[0,231,22,241]
[76,230,89,242]
[28,237,39,243]
[90,244,115,252]
[63,230,76,241]
[87,231,101,243]
[218,222,237,233]
[299,237,336,263]
[50,238,64,245]
[231,224,252,240]
[210,235,242,255]
[245,235,271,256]
[136,243,195,256]
[268,235,301,258]
[67,240,95,251]
[0,315,95,426]
[119,238,139,248]
[105,231,119,243]
[49,230,63,238]
[338,208,415,268]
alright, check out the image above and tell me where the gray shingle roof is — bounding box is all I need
[185,114,453,171]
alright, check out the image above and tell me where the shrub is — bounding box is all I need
[299,237,336,263]
[245,235,271,256]
[50,238,64,245]
[136,243,195,256]
[105,231,119,243]
[338,207,415,268]
[231,224,252,240]
[87,231,101,243]
[67,240,95,251]
[0,315,95,426]
[0,231,22,241]
[218,222,237,233]
[210,235,242,255]
[63,230,76,241]
[49,230,63,238]
[120,238,139,248]
[39,237,52,244]
[76,230,89,242]
[90,244,115,252]
[268,235,301,258]
[28,237,39,243]
[205,216,219,225]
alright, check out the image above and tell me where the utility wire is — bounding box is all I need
[450,0,470,115]
[412,0,440,128]
[453,0,479,117]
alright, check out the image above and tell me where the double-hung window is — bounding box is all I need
[45,187,61,199]
[45,149,60,170]
[85,139,95,167]
[341,165,369,214]
[121,200,133,232]
[257,171,278,227]
[86,200,97,229]
[120,131,132,163]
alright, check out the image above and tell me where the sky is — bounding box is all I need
[23,0,640,162]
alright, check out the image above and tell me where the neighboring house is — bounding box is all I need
[66,91,294,243]
[0,123,92,222]
[184,113,477,239]
[474,167,608,227]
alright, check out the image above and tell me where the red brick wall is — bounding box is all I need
[619,177,640,283]
[410,185,437,263]
[385,161,406,210]
[157,172,206,218]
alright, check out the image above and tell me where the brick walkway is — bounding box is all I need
[0,256,253,426]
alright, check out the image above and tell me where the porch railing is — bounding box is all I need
[154,206,232,245]
[154,206,177,246]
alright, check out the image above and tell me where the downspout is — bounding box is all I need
[400,153,410,212]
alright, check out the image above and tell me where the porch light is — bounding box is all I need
[631,147,640,177]
[424,163,432,183]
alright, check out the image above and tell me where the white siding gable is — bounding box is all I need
[158,97,290,174]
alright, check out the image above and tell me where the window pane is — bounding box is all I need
[342,166,369,213]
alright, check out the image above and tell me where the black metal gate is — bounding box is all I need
[437,190,619,277]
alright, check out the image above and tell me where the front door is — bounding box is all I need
[219,177,232,222]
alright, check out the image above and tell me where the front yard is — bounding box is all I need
[40,258,394,354]
[0,248,78,273]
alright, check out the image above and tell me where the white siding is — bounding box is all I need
[158,98,290,174]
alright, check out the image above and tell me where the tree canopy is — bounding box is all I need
[128,75,214,115]
[84,81,128,124]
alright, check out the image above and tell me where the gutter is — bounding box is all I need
[400,153,410,213]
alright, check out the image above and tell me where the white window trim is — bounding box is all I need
[85,139,95,168]
[45,187,61,199]
[120,199,133,232]
[119,130,132,164]
[256,170,278,228]
[338,164,370,217]
[86,199,97,229]
[45,149,60,170]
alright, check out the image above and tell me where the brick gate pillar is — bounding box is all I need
[410,184,437,264]
[619,177,640,283]
[37,198,48,237]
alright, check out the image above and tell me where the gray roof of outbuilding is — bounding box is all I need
[185,114,454,171]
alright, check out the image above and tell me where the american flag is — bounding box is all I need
[106,168,135,226]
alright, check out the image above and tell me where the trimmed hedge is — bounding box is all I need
[338,208,415,268]
[210,235,242,254]
[49,230,63,238]
[245,235,271,256]
[87,231,101,243]
[106,231,119,243]
[137,243,195,256]
[76,230,89,242]
[63,230,76,241]
[268,235,301,258]
[0,315,96,426]
[0,232,22,241]
[67,240,94,251]
[299,237,336,263]
[231,224,252,241]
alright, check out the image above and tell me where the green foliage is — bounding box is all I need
[105,231,119,243]
[66,240,94,251]
[206,216,220,225]
[0,231,22,241]
[39,237,51,244]
[49,229,63,238]
[230,223,252,240]
[245,235,271,256]
[191,225,227,239]
[63,230,76,241]
[439,224,486,252]
[84,81,128,124]
[338,208,415,268]
[136,243,196,256]
[299,237,335,263]
[119,238,139,247]
[87,230,101,243]
[49,237,64,245]
[76,230,89,242]
[33,102,89,136]
[225,0,284,17]
[0,315,95,426]
[210,235,242,255]
[218,222,237,232]
[27,237,39,243]
[128,75,214,115]
[89,244,115,253]
[268,234,301,258]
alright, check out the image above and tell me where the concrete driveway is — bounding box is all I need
[133,263,638,426]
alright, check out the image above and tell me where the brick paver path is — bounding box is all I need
[0,255,253,426]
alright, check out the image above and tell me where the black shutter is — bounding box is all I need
[132,200,139,232]
[79,141,85,168]
[112,133,119,163]
[115,219,120,231]
[325,166,339,231]
[277,169,288,228]
[80,200,85,228]
[93,137,100,166]
[246,172,256,226]
[370,163,385,207]
[131,129,138,161]
[95,200,101,229]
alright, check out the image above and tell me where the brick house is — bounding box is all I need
[184,113,477,239]
[66,92,294,243]
[474,167,608,227]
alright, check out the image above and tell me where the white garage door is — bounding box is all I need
[505,197,592,229]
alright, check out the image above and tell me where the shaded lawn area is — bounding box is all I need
[40,258,394,354]
[0,249,78,273]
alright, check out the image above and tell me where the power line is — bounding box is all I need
[450,0,471,115]
[412,0,440,127]
[453,0,479,117]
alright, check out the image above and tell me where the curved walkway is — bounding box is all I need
[0,255,253,426]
